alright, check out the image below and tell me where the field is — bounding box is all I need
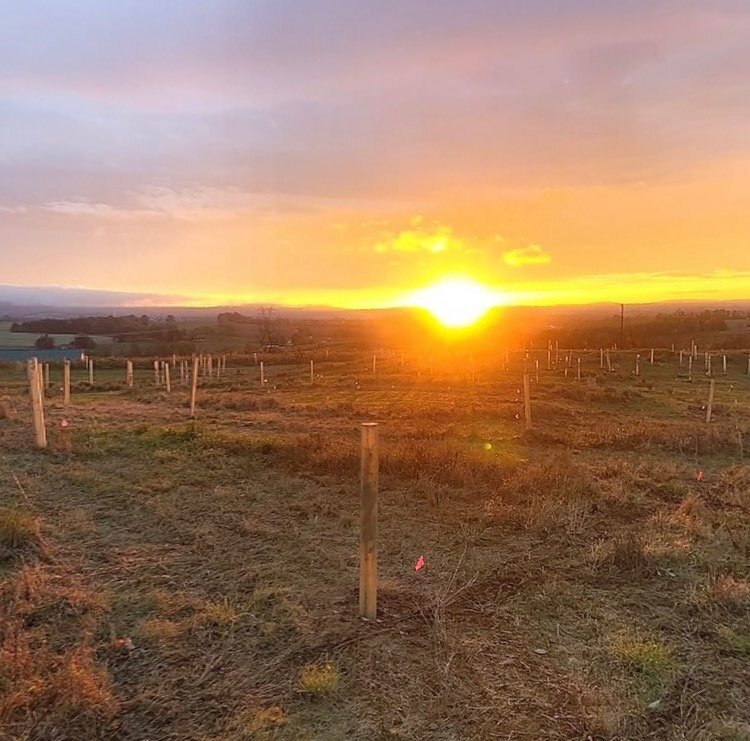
[1,349,749,740]
[0,322,111,350]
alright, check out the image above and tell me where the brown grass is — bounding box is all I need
[0,351,748,738]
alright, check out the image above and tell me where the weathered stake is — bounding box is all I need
[260,361,265,388]
[706,378,715,423]
[523,371,532,430]
[310,359,314,383]
[63,359,71,405]
[27,360,47,448]
[164,362,171,393]
[359,422,379,620]
[126,360,134,388]
[189,356,199,418]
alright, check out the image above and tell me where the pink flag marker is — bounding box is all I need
[414,555,425,572]
[696,470,704,481]
[60,419,69,428]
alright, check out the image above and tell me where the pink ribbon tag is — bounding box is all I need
[414,555,425,572]
[60,419,69,428]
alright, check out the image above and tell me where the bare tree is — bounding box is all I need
[258,306,276,348]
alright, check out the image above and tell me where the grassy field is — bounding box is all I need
[0,322,111,349]
[1,350,749,740]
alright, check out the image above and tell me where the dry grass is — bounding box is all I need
[0,352,748,738]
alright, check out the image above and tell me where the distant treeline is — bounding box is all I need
[538,309,750,350]
[13,314,192,350]
[12,314,156,335]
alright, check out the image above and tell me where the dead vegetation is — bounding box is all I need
[0,351,748,739]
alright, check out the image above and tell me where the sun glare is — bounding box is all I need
[407,278,503,328]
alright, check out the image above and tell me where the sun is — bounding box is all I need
[406,278,504,328]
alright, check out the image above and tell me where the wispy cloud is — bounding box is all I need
[375,219,463,254]
[502,244,551,267]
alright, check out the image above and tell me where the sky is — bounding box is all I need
[1,0,750,309]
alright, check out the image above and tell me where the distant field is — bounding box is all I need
[0,348,749,739]
[0,321,111,348]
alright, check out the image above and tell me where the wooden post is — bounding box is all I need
[523,371,532,430]
[722,355,727,375]
[88,359,94,385]
[707,355,713,377]
[171,353,177,367]
[576,357,581,381]
[546,349,551,371]
[650,348,654,364]
[154,360,160,385]
[706,379,715,423]
[189,356,199,418]
[27,360,47,449]
[260,361,265,388]
[606,350,612,373]
[372,354,377,374]
[679,349,683,367]
[164,362,171,393]
[310,359,314,383]
[207,354,213,379]
[63,359,71,405]
[534,358,539,383]
[634,354,640,376]
[688,355,693,382]
[599,348,604,369]
[126,360,134,388]
[359,422,379,620]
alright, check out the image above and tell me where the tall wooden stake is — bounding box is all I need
[189,356,199,418]
[27,360,47,448]
[88,359,94,385]
[359,422,379,620]
[523,371,532,430]
[706,379,715,423]
[63,359,71,405]
[310,359,314,383]
[164,362,171,393]
[126,360,134,388]
[260,361,265,388]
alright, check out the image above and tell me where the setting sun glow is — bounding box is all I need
[406,278,504,328]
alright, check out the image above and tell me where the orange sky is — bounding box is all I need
[1,2,749,308]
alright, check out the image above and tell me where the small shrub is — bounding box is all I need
[0,508,38,554]
[196,598,243,626]
[718,627,750,657]
[298,662,339,695]
[611,631,674,701]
